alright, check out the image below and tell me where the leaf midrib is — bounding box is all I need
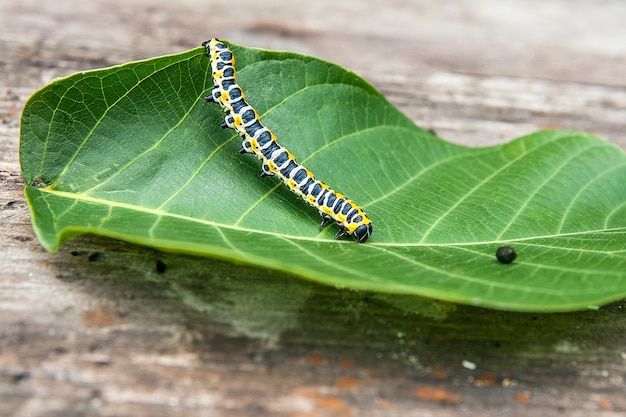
[36,187,624,247]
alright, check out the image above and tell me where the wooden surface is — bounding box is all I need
[2,1,626,416]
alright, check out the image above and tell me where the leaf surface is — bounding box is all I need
[20,43,626,311]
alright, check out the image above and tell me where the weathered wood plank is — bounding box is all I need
[1,1,625,416]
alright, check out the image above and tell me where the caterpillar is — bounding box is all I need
[202,38,373,243]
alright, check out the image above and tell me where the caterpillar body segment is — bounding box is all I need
[202,38,373,243]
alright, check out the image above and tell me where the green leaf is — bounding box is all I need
[20,42,626,312]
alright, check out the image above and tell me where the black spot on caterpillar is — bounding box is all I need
[202,38,373,243]
[496,246,517,264]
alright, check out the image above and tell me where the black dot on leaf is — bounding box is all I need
[496,246,517,264]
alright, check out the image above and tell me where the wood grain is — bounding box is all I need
[2,1,625,416]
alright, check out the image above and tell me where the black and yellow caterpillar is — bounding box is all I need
[202,38,373,243]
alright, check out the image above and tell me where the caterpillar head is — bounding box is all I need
[353,222,373,243]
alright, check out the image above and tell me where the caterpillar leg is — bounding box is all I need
[334,226,349,240]
[239,135,257,155]
[221,114,235,129]
[334,224,372,242]
[204,86,221,103]
[319,214,333,230]
[260,164,275,178]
